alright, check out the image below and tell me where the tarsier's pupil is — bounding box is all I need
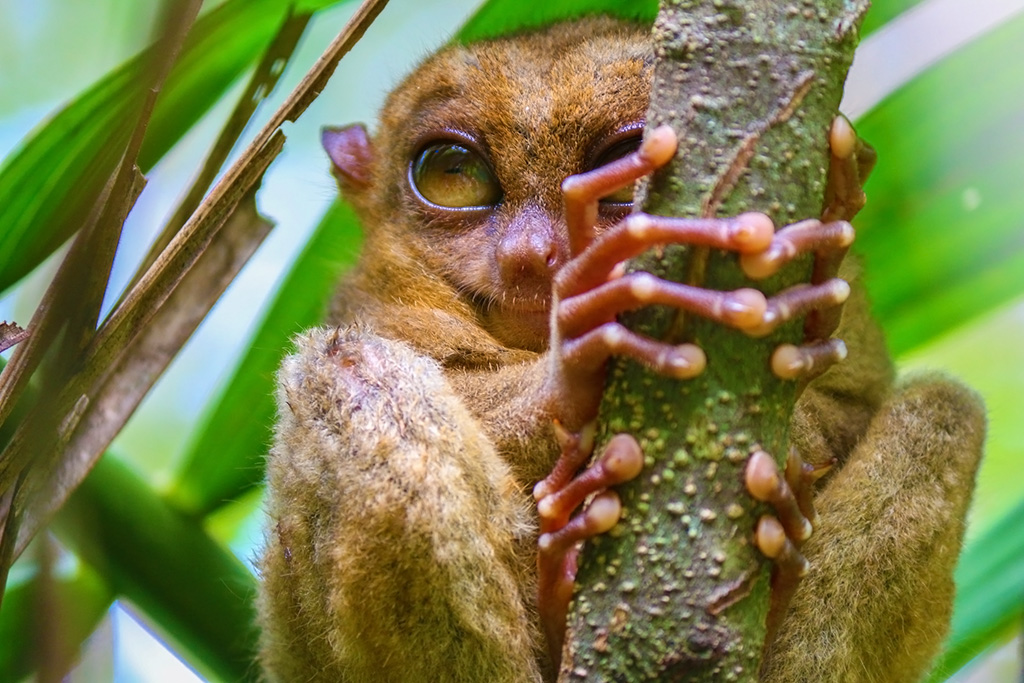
[412,142,501,208]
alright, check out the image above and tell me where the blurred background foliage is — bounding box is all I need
[0,0,1020,680]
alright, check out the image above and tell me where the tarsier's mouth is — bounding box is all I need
[501,300,550,316]
[468,287,551,318]
[466,289,553,349]
[489,297,551,321]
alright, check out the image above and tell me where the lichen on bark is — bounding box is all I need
[559,1,869,681]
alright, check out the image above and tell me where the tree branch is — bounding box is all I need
[560,2,869,680]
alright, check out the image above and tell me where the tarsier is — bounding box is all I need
[258,17,985,683]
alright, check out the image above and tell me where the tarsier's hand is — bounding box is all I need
[544,125,772,429]
[536,117,869,665]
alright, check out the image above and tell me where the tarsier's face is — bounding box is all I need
[374,19,653,351]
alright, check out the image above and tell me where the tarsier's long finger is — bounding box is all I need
[822,115,877,223]
[804,295,846,342]
[534,421,597,502]
[771,339,848,382]
[756,514,809,647]
[562,125,677,256]
[535,434,645,667]
[785,448,833,527]
[536,434,643,531]
[739,219,854,281]
[558,273,768,338]
[555,212,773,299]
[560,322,706,380]
[755,516,809,576]
[746,450,813,545]
[746,278,850,337]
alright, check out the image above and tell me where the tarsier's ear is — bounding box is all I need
[322,124,374,196]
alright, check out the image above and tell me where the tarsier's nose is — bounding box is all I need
[497,205,562,284]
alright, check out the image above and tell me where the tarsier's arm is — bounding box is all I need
[258,18,984,683]
[259,329,546,682]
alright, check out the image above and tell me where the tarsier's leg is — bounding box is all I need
[259,328,543,683]
[822,114,877,224]
[761,376,985,682]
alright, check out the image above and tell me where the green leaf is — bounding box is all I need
[927,498,1024,680]
[860,0,928,36]
[0,0,352,296]
[168,200,363,515]
[53,454,259,683]
[0,558,112,682]
[456,0,657,43]
[854,11,1024,356]
[454,0,914,45]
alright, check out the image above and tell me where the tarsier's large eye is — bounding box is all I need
[592,135,643,204]
[411,142,501,208]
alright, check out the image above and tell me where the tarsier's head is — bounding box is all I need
[323,17,652,351]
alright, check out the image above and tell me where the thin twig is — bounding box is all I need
[127,10,313,292]
[0,0,392,567]
[91,0,391,373]
[0,324,29,355]
[66,0,203,348]
[0,0,203,587]
[16,177,277,558]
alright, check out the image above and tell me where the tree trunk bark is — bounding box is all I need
[559,1,869,681]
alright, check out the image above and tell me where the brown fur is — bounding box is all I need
[260,328,542,681]
[258,18,985,682]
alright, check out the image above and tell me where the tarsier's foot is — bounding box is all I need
[746,448,833,644]
[534,423,644,665]
[535,429,829,665]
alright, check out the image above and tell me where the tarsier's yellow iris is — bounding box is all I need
[412,142,501,208]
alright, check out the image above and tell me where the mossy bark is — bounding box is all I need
[559,2,869,681]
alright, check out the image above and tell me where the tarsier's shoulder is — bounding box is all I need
[278,325,490,452]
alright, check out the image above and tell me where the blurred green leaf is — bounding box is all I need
[927,498,1024,681]
[456,0,656,43]
[53,454,259,683]
[169,200,363,515]
[860,0,927,35]
[854,11,1024,356]
[0,0,351,296]
[0,557,112,682]
[455,0,921,45]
